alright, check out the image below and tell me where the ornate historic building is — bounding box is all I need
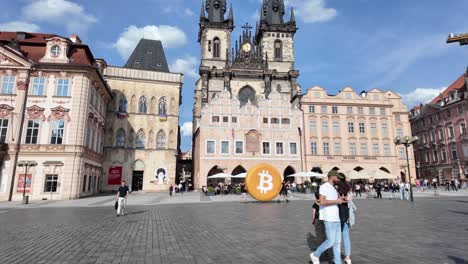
[301,86,416,182]
[192,0,302,188]
[410,71,468,181]
[102,39,183,192]
[0,32,112,201]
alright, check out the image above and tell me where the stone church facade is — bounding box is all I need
[193,0,303,188]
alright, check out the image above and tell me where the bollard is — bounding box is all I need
[23,195,29,205]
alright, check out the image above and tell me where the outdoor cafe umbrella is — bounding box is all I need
[207,173,233,179]
[362,170,397,180]
[232,172,247,178]
[341,170,367,180]
[287,171,325,178]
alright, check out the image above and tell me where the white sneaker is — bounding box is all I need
[310,252,320,264]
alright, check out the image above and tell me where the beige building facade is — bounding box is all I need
[101,39,183,192]
[0,32,112,201]
[301,86,416,182]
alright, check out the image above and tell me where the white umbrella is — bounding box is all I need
[288,172,325,178]
[232,172,247,178]
[207,173,233,179]
[341,170,367,180]
[363,170,397,180]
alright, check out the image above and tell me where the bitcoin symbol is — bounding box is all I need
[257,170,273,194]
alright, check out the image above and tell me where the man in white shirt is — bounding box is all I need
[310,170,344,264]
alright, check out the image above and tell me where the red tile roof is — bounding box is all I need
[430,73,466,104]
[0,31,94,66]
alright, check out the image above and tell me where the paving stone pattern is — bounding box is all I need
[0,198,467,264]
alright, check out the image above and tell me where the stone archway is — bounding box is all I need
[131,160,145,191]
[283,166,296,182]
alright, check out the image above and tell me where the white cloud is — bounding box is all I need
[400,87,446,108]
[0,21,40,32]
[287,0,337,23]
[180,122,193,137]
[184,8,195,17]
[22,0,97,35]
[114,25,187,59]
[170,56,198,78]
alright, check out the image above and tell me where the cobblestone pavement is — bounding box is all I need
[0,197,467,264]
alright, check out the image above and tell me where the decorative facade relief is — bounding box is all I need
[48,106,71,121]
[26,105,46,120]
[0,104,14,118]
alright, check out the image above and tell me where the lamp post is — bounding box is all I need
[17,161,37,204]
[416,162,421,180]
[394,136,419,202]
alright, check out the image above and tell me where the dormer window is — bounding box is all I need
[51,46,61,57]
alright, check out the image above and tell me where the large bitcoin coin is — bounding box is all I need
[245,164,282,201]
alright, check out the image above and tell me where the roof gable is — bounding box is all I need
[124,39,169,72]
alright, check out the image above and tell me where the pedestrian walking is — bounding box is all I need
[239,183,248,203]
[312,191,333,263]
[451,179,458,191]
[355,183,362,197]
[404,182,410,200]
[278,181,289,203]
[432,178,439,196]
[310,170,344,264]
[390,182,398,199]
[116,180,129,217]
[399,182,405,200]
[178,183,183,195]
[337,174,354,264]
[445,180,450,191]
[375,183,382,199]
[169,184,174,197]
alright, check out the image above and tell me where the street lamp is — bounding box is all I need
[394,135,418,202]
[17,161,37,204]
[447,33,468,46]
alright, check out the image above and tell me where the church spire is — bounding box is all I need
[290,7,295,23]
[205,0,227,23]
[200,0,206,20]
[228,3,234,23]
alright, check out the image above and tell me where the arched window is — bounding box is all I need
[138,96,147,113]
[159,97,167,116]
[136,130,146,149]
[156,130,166,149]
[274,40,282,59]
[118,95,127,113]
[116,129,126,147]
[213,38,220,58]
[238,86,256,107]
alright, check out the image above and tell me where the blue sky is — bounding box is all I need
[2,0,468,151]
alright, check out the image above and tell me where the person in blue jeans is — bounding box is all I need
[310,170,344,264]
[337,173,355,264]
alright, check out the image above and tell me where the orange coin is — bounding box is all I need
[245,164,282,201]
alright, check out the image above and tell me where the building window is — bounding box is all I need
[25,120,40,144]
[235,141,243,154]
[158,97,167,115]
[138,96,147,113]
[44,175,58,192]
[322,121,329,134]
[349,143,357,156]
[333,121,340,134]
[360,143,368,156]
[438,129,444,140]
[382,123,388,137]
[135,130,145,149]
[271,118,279,124]
[372,143,379,156]
[116,129,125,147]
[263,117,269,124]
[441,148,447,161]
[436,113,441,121]
[359,122,365,133]
[311,142,317,155]
[348,122,354,133]
[384,144,390,156]
[118,96,128,113]
[289,142,297,155]
[458,105,464,114]
[221,141,229,154]
[51,45,61,57]
[1,76,15,94]
[262,142,270,154]
[396,128,403,138]
[221,116,228,123]
[451,147,457,160]
[380,108,386,115]
[334,143,341,155]
[276,142,284,155]
[50,120,64,144]
[321,106,327,114]
[424,152,430,163]
[422,134,427,144]
[0,119,8,143]
[82,176,87,193]
[213,38,221,58]
[309,106,315,113]
[370,123,377,136]
[446,110,451,118]
[395,115,400,122]
[358,107,364,115]
[369,107,375,115]
[57,79,69,96]
[323,142,330,155]
[309,121,316,133]
[281,118,290,124]
[460,123,467,135]
[156,130,166,149]
[448,126,455,138]
[429,131,435,142]
[232,117,237,123]
[347,107,353,114]
[399,148,405,160]
[206,141,215,154]
[274,40,282,59]
[332,106,338,114]
[433,150,438,162]
[212,116,220,122]
[32,77,46,96]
